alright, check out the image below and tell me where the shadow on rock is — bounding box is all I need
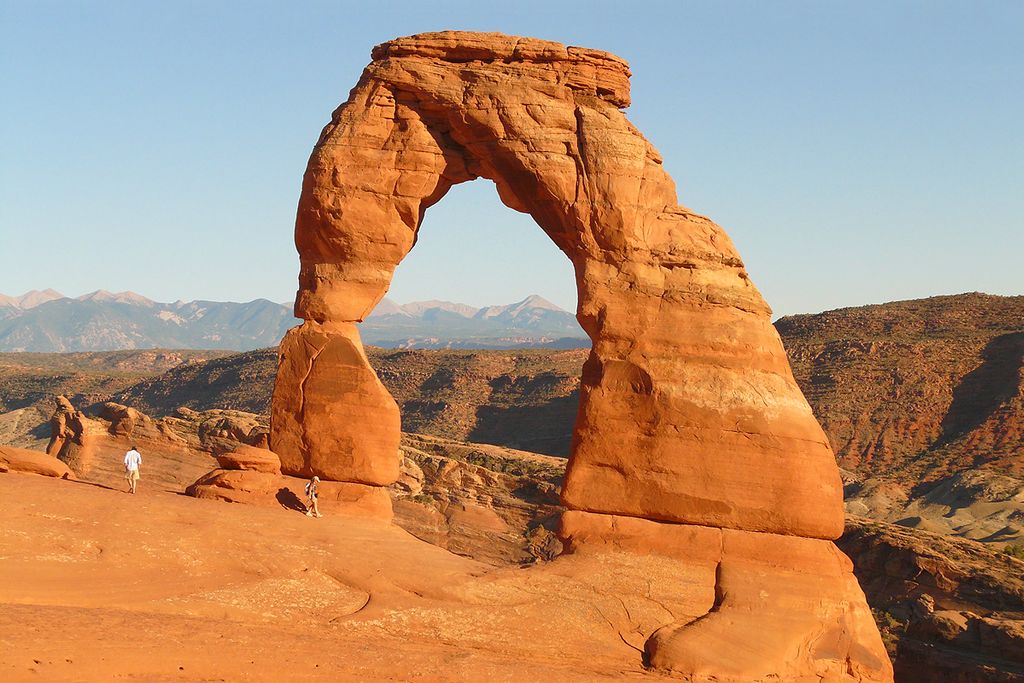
[275,487,305,512]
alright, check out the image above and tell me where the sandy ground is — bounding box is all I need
[0,473,681,682]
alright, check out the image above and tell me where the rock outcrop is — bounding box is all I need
[0,445,73,478]
[266,30,888,679]
[392,433,564,565]
[215,445,282,474]
[46,395,96,475]
[98,402,140,437]
[187,444,390,521]
[839,517,1024,682]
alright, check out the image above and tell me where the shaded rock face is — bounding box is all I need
[269,31,888,680]
[779,293,1024,482]
[839,518,1024,682]
[391,433,565,565]
[46,395,95,475]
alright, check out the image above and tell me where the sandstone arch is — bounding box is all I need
[270,32,892,680]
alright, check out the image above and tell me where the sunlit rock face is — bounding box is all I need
[270,31,892,681]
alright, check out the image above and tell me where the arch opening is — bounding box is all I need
[358,177,588,457]
[378,178,579,315]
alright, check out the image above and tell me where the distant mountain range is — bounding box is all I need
[0,290,588,352]
[361,294,587,349]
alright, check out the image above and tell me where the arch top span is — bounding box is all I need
[275,30,842,540]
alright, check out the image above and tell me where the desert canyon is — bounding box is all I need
[2,31,1021,683]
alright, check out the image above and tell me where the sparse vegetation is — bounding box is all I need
[462,451,563,481]
[409,492,435,506]
[1002,543,1024,560]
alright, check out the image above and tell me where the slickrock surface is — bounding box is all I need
[2,431,1008,681]
[187,470,393,520]
[561,512,887,680]
[0,473,702,682]
[267,30,887,679]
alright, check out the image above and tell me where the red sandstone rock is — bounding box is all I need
[185,469,392,521]
[267,30,886,680]
[271,321,400,484]
[98,402,139,437]
[561,510,892,681]
[215,445,282,474]
[0,445,73,479]
[271,30,842,538]
[46,396,96,475]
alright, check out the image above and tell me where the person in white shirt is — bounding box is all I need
[123,446,142,494]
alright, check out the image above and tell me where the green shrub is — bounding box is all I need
[1002,543,1024,560]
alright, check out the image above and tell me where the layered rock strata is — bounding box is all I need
[270,31,890,679]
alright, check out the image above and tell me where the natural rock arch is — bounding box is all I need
[269,32,892,680]
[272,31,840,537]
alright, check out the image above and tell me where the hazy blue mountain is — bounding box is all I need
[0,291,589,351]
[360,294,588,349]
[0,291,299,352]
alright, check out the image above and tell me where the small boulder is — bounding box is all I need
[186,469,279,503]
[0,445,74,479]
[215,445,282,474]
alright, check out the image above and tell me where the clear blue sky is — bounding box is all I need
[2,1,1021,317]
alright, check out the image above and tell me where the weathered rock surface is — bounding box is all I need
[272,321,400,484]
[392,433,564,565]
[267,30,884,679]
[215,445,282,474]
[46,395,96,474]
[560,512,888,680]
[97,402,139,437]
[0,445,73,478]
[186,470,392,521]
